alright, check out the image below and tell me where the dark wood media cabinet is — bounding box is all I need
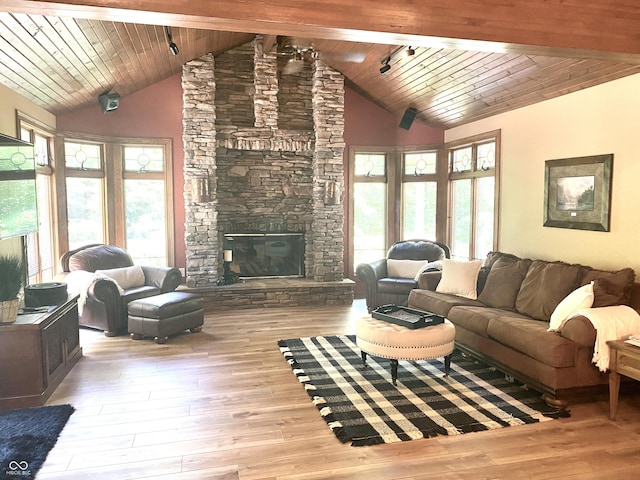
[0,295,82,410]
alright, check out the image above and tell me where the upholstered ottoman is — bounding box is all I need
[355,316,456,385]
[128,292,204,344]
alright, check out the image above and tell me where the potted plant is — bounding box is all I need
[0,255,24,324]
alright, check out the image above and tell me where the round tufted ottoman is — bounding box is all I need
[355,316,456,385]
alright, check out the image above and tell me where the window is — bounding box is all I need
[18,116,56,283]
[61,136,174,267]
[351,152,388,270]
[64,141,106,249]
[122,145,169,266]
[446,132,500,260]
[349,146,440,275]
[402,151,437,241]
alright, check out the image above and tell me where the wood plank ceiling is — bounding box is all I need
[1,8,640,128]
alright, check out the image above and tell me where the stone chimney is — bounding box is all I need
[182,36,345,288]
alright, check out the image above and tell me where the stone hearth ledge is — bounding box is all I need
[178,278,354,309]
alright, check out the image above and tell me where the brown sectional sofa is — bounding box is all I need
[408,251,639,405]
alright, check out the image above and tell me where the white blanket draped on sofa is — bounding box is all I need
[63,270,123,315]
[564,306,640,372]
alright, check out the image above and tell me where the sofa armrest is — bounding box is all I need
[88,277,122,302]
[417,271,442,291]
[356,259,386,282]
[356,259,386,309]
[559,315,597,348]
[141,266,182,292]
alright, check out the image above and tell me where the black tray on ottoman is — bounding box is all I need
[372,304,445,330]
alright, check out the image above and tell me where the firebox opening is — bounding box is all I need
[224,233,305,278]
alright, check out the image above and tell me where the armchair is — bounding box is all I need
[59,244,182,336]
[356,239,450,312]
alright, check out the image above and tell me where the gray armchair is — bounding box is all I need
[356,239,450,313]
[60,244,182,336]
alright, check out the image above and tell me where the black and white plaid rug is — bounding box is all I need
[278,335,569,446]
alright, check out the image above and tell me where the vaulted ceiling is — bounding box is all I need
[2,1,640,129]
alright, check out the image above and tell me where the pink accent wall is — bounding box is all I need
[56,74,186,271]
[344,87,443,146]
[56,76,444,278]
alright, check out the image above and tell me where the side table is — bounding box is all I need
[0,295,81,410]
[607,340,640,420]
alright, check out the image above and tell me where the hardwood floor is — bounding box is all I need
[40,300,640,479]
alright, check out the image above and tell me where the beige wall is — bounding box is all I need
[0,83,56,257]
[446,73,640,274]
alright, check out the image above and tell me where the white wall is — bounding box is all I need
[0,83,56,257]
[446,73,640,274]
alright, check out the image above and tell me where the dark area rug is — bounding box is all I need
[0,404,75,479]
[279,335,569,446]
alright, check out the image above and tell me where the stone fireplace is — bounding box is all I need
[181,36,352,307]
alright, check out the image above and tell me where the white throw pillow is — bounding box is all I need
[95,266,145,290]
[387,259,428,279]
[548,282,594,332]
[435,259,483,300]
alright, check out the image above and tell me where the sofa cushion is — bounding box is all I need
[96,266,145,290]
[436,259,483,300]
[486,316,576,368]
[387,240,446,261]
[121,286,162,304]
[581,267,635,307]
[69,244,134,272]
[408,289,483,317]
[386,259,428,279]
[515,260,582,321]
[477,251,523,295]
[447,305,530,337]
[477,257,531,310]
[483,251,523,270]
[377,277,417,295]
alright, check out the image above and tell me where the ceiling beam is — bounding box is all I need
[3,0,640,63]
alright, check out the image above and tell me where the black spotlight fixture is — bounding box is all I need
[380,56,391,74]
[405,46,416,56]
[164,26,179,56]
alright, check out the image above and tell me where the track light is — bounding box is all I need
[164,26,179,56]
[380,56,391,74]
[378,46,416,74]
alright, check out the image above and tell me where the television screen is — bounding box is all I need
[0,133,38,240]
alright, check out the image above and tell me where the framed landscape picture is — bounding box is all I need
[543,154,613,231]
